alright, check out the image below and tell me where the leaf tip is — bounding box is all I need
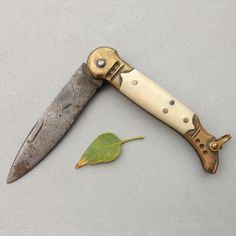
[75,159,88,169]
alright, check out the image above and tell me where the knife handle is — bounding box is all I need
[87,47,231,173]
[119,69,231,173]
[120,69,195,134]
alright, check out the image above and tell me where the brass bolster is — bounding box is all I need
[87,47,133,89]
[184,115,231,174]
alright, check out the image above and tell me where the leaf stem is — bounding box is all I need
[121,136,144,144]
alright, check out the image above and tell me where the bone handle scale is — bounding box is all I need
[87,47,231,174]
[120,69,195,134]
[119,70,217,173]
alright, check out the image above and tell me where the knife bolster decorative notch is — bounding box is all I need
[87,47,133,89]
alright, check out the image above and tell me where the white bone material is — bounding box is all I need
[120,69,195,134]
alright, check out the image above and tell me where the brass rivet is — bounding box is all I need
[203,150,208,155]
[96,59,106,68]
[183,117,189,123]
[132,80,138,85]
[163,108,168,113]
[211,143,219,150]
[196,139,200,143]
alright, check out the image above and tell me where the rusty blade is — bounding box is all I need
[7,64,103,183]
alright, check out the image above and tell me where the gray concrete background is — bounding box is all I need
[0,1,235,235]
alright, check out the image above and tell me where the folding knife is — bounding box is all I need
[7,47,231,183]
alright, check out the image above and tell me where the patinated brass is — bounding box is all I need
[184,115,231,173]
[209,135,231,151]
[87,47,133,89]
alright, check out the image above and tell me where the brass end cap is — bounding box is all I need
[87,47,120,79]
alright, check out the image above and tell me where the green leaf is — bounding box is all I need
[75,133,144,168]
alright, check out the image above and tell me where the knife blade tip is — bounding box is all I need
[6,173,18,184]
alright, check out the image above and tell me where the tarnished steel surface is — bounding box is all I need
[7,64,103,183]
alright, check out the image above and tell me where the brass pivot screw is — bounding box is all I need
[96,59,106,68]
[211,143,219,151]
[209,134,232,152]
